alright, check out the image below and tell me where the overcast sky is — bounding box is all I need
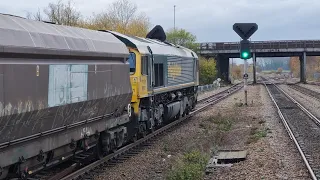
[1,0,320,43]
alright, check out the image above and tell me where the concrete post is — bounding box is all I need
[243,59,248,105]
[252,53,256,84]
[300,52,306,83]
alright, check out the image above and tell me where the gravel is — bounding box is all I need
[93,84,310,180]
[268,84,320,179]
[208,84,310,180]
[298,83,320,94]
[279,84,320,119]
[198,86,232,101]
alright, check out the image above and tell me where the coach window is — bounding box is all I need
[141,56,148,75]
[127,52,136,74]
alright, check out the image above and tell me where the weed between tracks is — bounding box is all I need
[165,112,238,180]
[246,127,270,144]
[167,150,209,180]
[161,90,269,180]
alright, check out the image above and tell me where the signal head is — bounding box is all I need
[240,39,251,59]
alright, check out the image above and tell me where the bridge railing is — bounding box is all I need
[198,40,320,51]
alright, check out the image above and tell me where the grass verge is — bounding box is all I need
[167,150,209,180]
[247,127,268,144]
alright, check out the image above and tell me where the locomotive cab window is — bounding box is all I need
[127,52,136,74]
[141,56,148,75]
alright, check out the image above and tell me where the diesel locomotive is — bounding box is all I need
[0,14,199,179]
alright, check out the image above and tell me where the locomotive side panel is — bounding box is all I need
[153,55,196,94]
[167,56,195,86]
[0,64,3,116]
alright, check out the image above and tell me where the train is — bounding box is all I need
[0,14,199,179]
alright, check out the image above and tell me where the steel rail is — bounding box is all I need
[197,83,241,103]
[288,84,320,102]
[279,85,320,127]
[264,82,317,180]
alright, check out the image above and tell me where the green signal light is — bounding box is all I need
[241,51,249,59]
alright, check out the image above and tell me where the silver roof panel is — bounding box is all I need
[0,14,129,57]
[108,30,197,58]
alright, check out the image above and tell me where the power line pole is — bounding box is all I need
[174,5,176,31]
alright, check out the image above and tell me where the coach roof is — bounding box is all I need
[0,13,129,57]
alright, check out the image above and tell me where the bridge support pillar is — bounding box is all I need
[216,55,230,84]
[300,52,306,83]
[252,53,257,84]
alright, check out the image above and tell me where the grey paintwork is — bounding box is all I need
[0,114,130,168]
[0,62,132,168]
[167,56,195,86]
[0,14,128,57]
[151,54,197,94]
[107,30,197,58]
[0,14,133,169]
[108,31,199,95]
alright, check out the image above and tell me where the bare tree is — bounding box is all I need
[26,8,43,21]
[26,12,32,20]
[24,0,150,37]
[43,0,81,26]
[107,0,137,29]
[89,0,150,36]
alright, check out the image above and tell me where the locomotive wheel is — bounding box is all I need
[175,112,181,120]
[182,108,186,117]
[131,133,138,142]
[110,139,117,153]
[139,123,147,138]
[141,130,147,138]
[156,116,163,128]
[186,106,190,115]
[101,134,111,153]
[149,126,155,133]
[96,138,104,159]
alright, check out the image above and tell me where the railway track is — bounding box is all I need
[288,84,320,100]
[30,83,243,180]
[264,81,320,180]
[197,83,241,104]
[308,81,320,86]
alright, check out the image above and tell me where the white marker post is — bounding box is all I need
[243,60,248,106]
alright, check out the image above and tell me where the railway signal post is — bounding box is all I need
[233,23,258,105]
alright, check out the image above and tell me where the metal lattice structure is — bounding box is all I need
[198,40,320,55]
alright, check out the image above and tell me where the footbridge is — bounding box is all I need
[198,40,320,83]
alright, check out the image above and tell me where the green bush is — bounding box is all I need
[167,150,209,180]
[209,116,233,132]
[183,151,208,166]
[199,57,217,85]
[247,128,268,144]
